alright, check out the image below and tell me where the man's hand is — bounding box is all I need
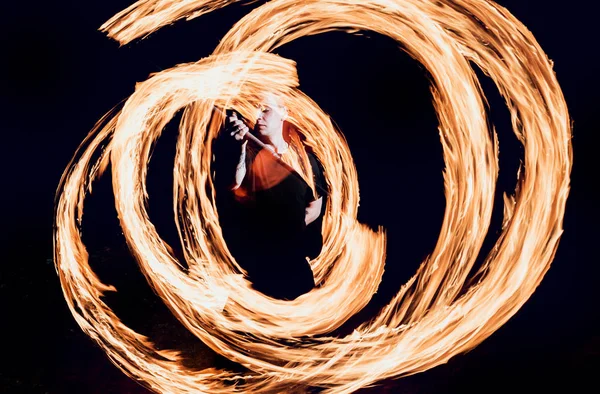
[227,112,249,142]
[305,197,323,226]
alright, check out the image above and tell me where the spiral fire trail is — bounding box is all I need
[54,0,572,392]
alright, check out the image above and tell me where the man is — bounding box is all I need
[213,93,327,300]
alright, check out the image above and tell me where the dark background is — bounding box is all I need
[1,1,597,393]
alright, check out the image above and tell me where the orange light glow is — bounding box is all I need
[54,0,572,392]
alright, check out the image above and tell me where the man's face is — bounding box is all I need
[254,94,287,138]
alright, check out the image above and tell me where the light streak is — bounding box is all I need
[54,0,572,392]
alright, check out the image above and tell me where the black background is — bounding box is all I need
[1,1,597,393]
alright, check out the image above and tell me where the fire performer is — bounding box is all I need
[213,93,327,300]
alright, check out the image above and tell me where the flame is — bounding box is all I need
[54,0,572,392]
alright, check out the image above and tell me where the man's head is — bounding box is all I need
[254,93,288,140]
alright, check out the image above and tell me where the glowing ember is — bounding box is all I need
[54,0,572,392]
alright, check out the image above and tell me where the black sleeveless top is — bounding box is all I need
[214,142,327,300]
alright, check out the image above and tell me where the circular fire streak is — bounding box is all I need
[54,0,572,392]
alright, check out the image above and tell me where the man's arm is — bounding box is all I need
[225,112,250,190]
[231,141,248,190]
[305,152,328,225]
